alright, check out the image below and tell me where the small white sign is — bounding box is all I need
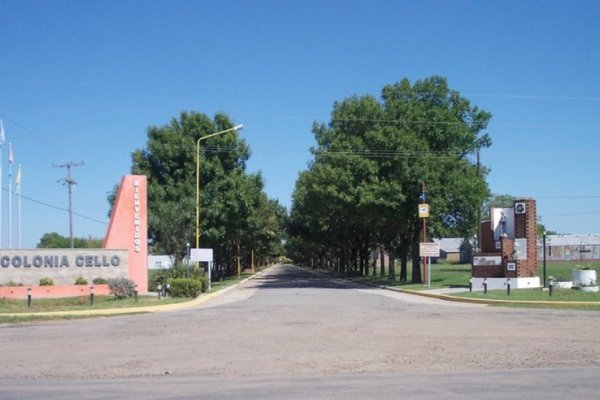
[473,256,502,266]
[191,248,213,262]
[419,242,440,257]
[507,262,516,271]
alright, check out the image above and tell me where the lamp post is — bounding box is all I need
[196,124,243,249]
[543,231,547,288]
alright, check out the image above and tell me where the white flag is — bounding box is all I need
[16,164,21,185]
[0,120,5,145]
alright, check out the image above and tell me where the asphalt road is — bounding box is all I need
[2,264,600,399]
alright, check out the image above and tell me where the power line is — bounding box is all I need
[1,185,107,225]
[543,211,600,218]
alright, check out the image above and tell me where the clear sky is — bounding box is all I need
[1,0,599,248]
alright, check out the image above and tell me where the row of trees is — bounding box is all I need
[286,76,492,283]
[128,111,286,278]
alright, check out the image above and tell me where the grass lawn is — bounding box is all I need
[0,269,262,324]
[457,288,600,302]
[352,262,472,290]
[323,260,600,308]
[0,295,188,314]
[209,272,254,292]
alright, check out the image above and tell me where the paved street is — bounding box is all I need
[2,264,600,399]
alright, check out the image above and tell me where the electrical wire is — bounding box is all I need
[2,186,108,225]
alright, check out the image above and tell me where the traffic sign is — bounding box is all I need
[418,203,430,218]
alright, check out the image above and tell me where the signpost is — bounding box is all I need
[191,248,213,291]
[419,242,440,287]
[419,182,429,286]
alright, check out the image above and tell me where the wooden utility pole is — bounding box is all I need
[54,161,84,248]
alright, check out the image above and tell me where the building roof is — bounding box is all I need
[543,234,600,246]
[433,238,465,253]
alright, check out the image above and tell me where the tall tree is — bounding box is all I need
[288,76,492,283]
[126,111,284,273]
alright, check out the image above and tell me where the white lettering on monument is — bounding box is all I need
[134,180,141,252]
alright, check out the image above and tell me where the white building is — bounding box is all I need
[433,238,473,264]
[538,234,600,261]
[147,255,175,270]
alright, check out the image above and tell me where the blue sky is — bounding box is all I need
[1,0,599,248]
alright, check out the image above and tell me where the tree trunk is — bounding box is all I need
[399,237,408,283]
[411,236,422,284]
[388,245,396,281]
[371,253,377,276]
[379,246,385,277]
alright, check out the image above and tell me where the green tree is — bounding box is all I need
[124,111,284,276]
[288,76,492,283]
[37,232,103,248]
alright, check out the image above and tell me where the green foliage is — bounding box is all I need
[107,277,137,299]
[148,269,171,292]
[37,232,103,248]
[167,277,205,298]
[149,264,209,293]
[288,76,492,282]
[118,111,286,275]
[93,277,108,284]
[74,277,88,285]
[39,278,54,286]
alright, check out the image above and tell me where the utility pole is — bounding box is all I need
[476,150,482,253]
[54,161,84,248]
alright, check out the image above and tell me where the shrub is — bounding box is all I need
[149,262,209,292]
[39,278,54,286]
[93,277,108,285]
[148,269,170,292]
[168,277,206,298]
[170,262,205,280]
[74,276,88,285]
[107,277,136,299]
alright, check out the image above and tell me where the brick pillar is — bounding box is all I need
[513,199,537,277]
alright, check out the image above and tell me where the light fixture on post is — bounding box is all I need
[195,124,243,249]
[543,231,547,288]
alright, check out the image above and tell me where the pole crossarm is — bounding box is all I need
[195,124,243,249]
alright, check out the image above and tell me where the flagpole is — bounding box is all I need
[8,143,12,249]
[17,164,21,249]
[0,120,4,249]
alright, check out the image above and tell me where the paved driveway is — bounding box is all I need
[2,264,600,399]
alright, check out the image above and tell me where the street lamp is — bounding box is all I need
[543,231,547,288]
[196,124,244,248]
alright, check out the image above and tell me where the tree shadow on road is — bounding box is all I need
[254,265,365,290]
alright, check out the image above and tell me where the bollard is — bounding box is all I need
[549,281,554,297]
[157,285,162,300]
[507,278,511,296]
[469,280,473,293]
[483,278,488,295]
[27,288,32,308]
[134,290,138,303]
[90,286,95,306]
